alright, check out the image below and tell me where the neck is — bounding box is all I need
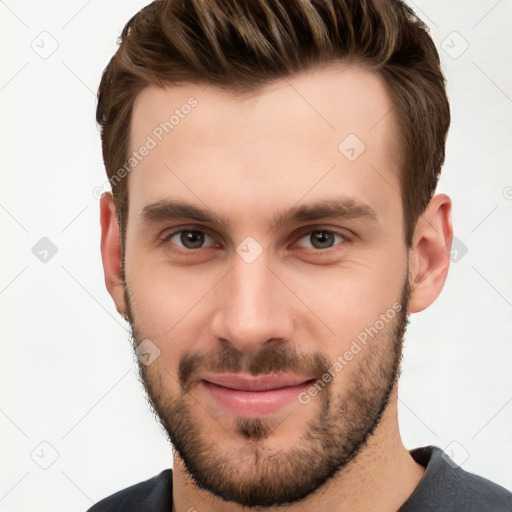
[172,384,425,512]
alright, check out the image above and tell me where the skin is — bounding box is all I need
[100,62,453,511]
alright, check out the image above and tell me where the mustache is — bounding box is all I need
[178,343,331,393]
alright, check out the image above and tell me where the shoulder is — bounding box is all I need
[86,469,173,512]
[400,446,512,512]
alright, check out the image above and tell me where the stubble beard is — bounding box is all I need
[124,275,411,508]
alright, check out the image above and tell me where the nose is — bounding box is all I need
[210,251,295,353]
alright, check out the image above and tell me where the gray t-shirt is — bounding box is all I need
[87,445,512,511]
[399,446,512,511]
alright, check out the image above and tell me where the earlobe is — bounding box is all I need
[408,194,453,313]
[100,192,127,318]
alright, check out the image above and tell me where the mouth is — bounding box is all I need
[197,373,315,416]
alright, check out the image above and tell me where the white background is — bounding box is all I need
[1,1,511,510]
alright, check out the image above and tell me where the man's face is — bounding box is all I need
[123,63,411,507]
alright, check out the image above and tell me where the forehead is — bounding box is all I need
[128,63,401,229]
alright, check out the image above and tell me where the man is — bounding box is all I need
[89,0,512,510]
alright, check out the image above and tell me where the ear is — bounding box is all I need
[408,193,453,313]
[100,192,127,319]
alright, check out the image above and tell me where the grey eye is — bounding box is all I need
[169,230,215,249]
[296,230,345,250]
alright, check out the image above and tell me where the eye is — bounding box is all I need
[161,226,349,254]
[163,229,217,250]
[294,229,348,250]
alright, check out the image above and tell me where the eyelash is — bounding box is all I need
[160,226,350,255]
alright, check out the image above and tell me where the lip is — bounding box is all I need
[198,373,314,416]
[198,372,312,391]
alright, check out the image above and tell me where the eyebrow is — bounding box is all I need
[141,197,379,231]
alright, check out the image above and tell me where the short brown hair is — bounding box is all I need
[96,0,450,247]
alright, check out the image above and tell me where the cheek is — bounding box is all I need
[281,249,406,337]
[125,255,221,347]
